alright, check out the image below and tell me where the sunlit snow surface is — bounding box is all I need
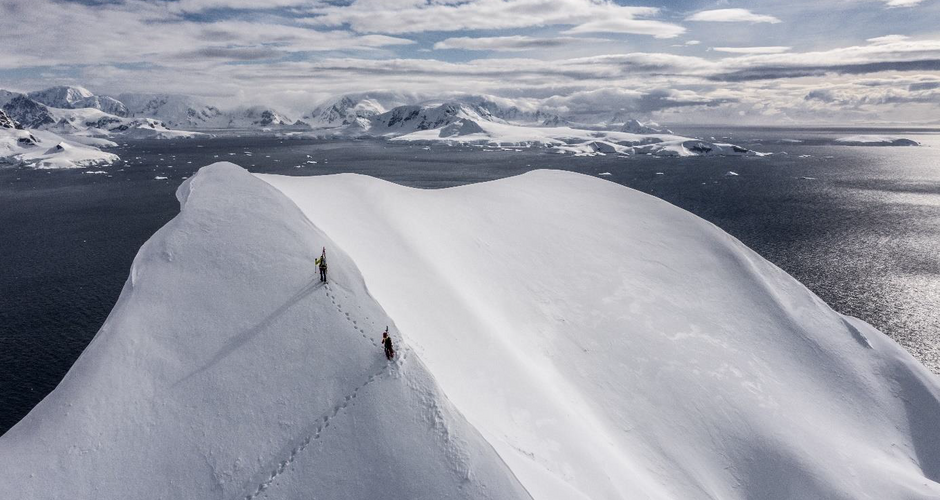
[0,128,118,169]
[1,162,938,499]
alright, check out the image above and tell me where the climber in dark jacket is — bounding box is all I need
[316,247,328,282]
[381,327,395,360]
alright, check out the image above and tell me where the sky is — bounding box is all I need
[1,0,939,124]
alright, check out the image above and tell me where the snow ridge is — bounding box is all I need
[0,163,531,500]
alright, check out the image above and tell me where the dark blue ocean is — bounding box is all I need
[2,128,939,434]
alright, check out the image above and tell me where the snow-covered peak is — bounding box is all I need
[461,97,559,125]
[236,106,291,127]
[620,118,673,134]
[79,95,128,117]
[24,86,129,117]
[118,93,224,129]
[27,86,94,108]
[0,163,531,499]
[368,101,494,134]
[309,96,385,128]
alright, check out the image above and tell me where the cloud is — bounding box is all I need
[803,83,940,107]
[884,0,924,7]
[0,0,416,70]
[540,87,733,118]
[867,35,910,44]
[713,46,791,54]
[711,37,940,81]
[686,9,781,24]
[2,0,940,125]
[433,36,601,51]
[562,18,685,38]
[804,89,840,102]
[305,0,684,37]
[165,0,321,14]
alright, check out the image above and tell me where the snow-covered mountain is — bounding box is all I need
[460,97,561,125]
[1,94,56,129]
[306,94,561,130]
[27,85,94,108]
[620,118,673,135]
[368,101,498,134]
[118,92,225,129]
[28,86,128,116]
[307,95,385,128]
[296,97,754,156]
[351,101,760,156]
[228,105,292,128]
[119,93,295,129]
[2,163,938,498]
[0,124,118,168]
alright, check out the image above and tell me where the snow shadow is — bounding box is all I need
[174,276,324,386]
[890,362,940,482]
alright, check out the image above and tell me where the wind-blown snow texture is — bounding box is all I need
[2,163,938,500]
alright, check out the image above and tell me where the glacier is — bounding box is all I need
[1,162,938,499]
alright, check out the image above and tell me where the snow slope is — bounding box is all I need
[0,127,118,168]
[394,118,763,157]
[3,164,938,499]
[263,170,940,500]
[0,163,530,500]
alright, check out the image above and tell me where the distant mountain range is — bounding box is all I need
[0,86,299,136]
[0,85,678,138]
[0,85,775,167]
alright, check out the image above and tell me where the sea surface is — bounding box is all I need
[1,128,939,435]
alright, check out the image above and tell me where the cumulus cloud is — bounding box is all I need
[686,9,781,24]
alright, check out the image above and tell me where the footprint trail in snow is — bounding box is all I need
[241,282,407,500]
